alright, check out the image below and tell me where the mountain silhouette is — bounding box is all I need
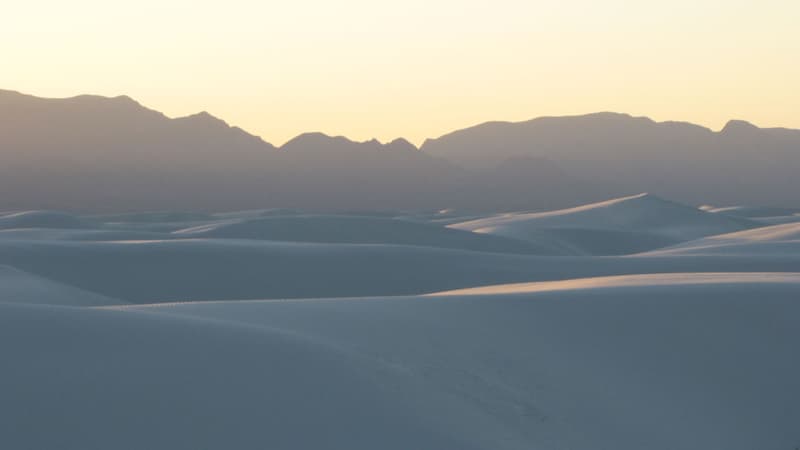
[1,90,797,211]
[0,90,469,211]
[422,112,800,206]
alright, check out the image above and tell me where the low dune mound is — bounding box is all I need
[749,216,800,226]
[657,241,800,256]
[0,228,173,241]
[0,210,91,229]
[702,205,800,218]
[702,222,800,242]
[2,238,800,303]
[119,274,800,450]
[449,193,757,254]
[173,215,558,254]
[0,239,547,302]
[646,222,800,256]
[87,211,215,223]
[212,208,304,220]
[430,272,800,295]
[0,265,124,306]
[0,303,479,450]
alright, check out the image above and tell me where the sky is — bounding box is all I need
[2,0,798,145]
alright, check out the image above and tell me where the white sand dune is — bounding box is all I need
[450,193,756,255]
[0,210,91,229]
[697,222,800,242]
[701,205,800,226]
[646,222,800,256]
[702,205,800,218]
[0,302,483,450]
[0,228,174,241]
[87,211,215,223]
[753,215,800,225]
[1,237,799,302]
[0,265,124,306]
[173,214,558,254]
[104,272,800,450]
[430,271,800,295]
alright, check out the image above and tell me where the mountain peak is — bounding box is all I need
[386,138,418,152]
[172,111,236,132]
[281,132,353,151]
[182,110,223,121]
[110,94,138,104]
[720,119,760,134]
[70,93,139,105]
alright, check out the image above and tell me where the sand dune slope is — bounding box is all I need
[450,193,756,254]
[0,265,124,306]
[0,303,484,450]
[0,210,91,229]
[1,238,799,302]
[113,273,800,450]
[173,214,556,254]
[647,222,800,256]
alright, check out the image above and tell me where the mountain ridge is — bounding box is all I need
[5,89,796,148]
[2,89,799,211]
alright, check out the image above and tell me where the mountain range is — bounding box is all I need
[2,89,798,212]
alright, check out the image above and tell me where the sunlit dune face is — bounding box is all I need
[3,0,799,145]
[430,272,800,296]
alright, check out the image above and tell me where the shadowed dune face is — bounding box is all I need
[0,303,484,450]
[172,215,562,254]
[0,265,125,306]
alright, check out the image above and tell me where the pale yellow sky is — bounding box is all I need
[2,0,798,145]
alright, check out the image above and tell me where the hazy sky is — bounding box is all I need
[3,0,798,145]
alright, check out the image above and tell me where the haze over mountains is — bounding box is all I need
[2,89,798,212]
